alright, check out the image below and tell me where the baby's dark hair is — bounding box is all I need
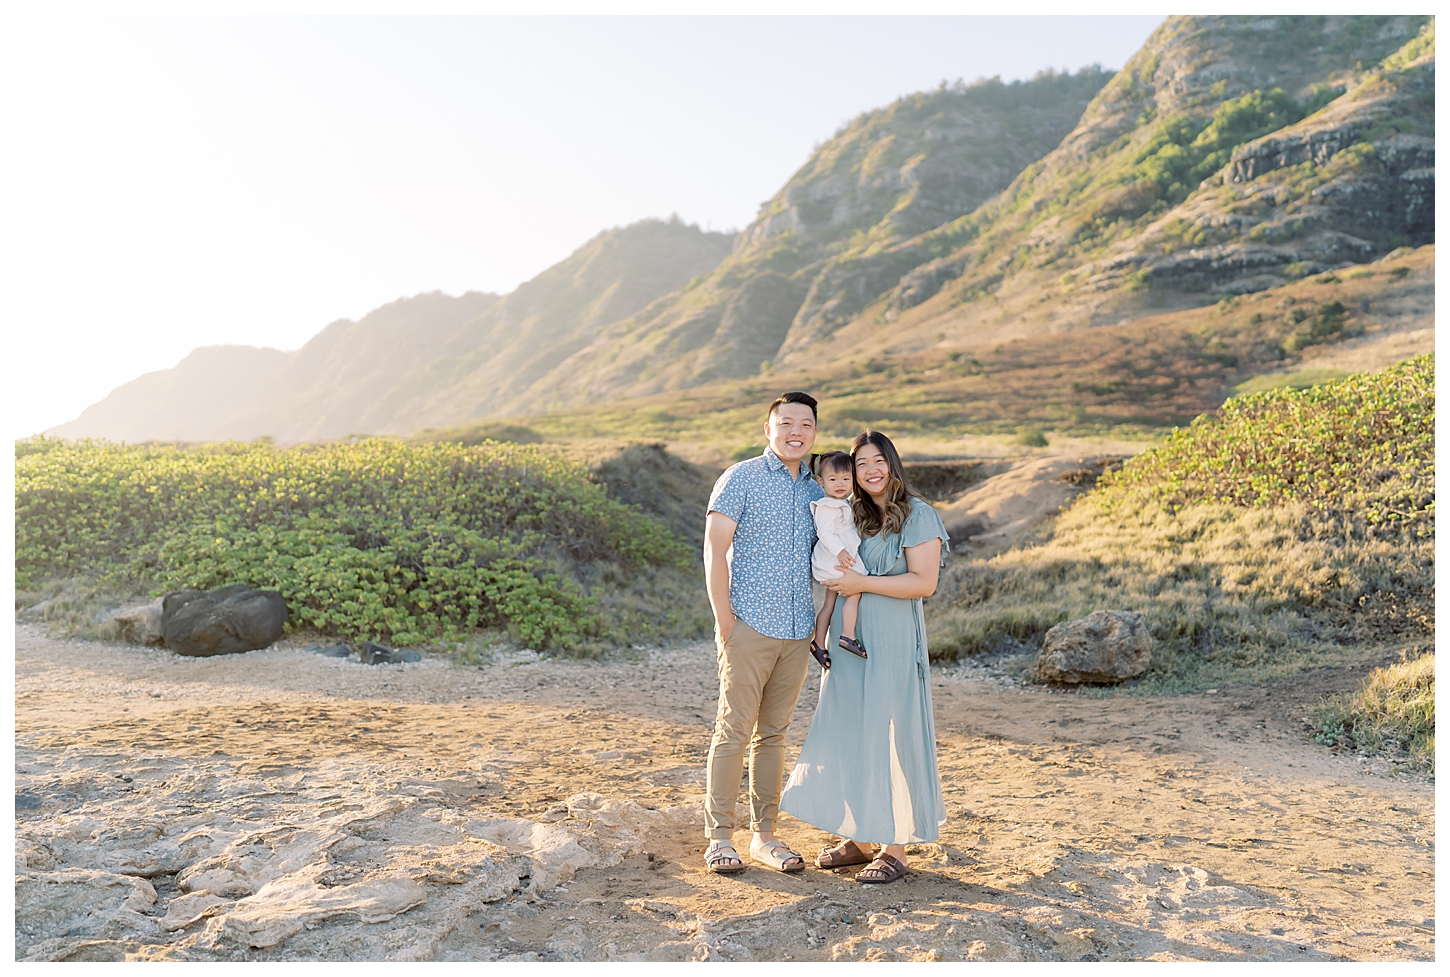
[811,450,853,478]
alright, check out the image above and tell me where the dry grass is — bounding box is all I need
[430,246,1433,459]
[14,577,144,642]
[928,493,1433,695]
[1307,651,1435,771]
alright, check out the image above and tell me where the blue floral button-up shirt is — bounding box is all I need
[707,448,824,641]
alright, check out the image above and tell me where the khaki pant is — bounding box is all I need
[704,618,811,840]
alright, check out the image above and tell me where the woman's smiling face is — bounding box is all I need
[854,444,890,498]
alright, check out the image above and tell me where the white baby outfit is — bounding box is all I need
[810,497,863,584]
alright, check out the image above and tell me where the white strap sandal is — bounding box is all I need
[705,840,745,874]
[751,838,806,873]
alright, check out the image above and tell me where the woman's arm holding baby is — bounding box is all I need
[824,539,940,600]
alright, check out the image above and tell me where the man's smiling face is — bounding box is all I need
[764,403,817,467]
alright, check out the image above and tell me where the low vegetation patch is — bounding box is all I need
[1307,651,1435,771]
[1102,356,1432,532]
[930,357,1434,700]
[16,438,700,652]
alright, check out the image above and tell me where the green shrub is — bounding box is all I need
[930,357,1434,693]
[1131,88,1305,203]
[1098,356,1433,532]
[16,438,691,650]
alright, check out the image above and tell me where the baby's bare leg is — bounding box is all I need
[842,593,860,640]
[815,589,838,645]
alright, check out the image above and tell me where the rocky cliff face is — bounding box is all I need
[1070,22,1435,299]
[834,15,1434,362]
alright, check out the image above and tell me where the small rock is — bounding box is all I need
[309,645,352,658]
[359,642,421,664]
[112,599,165,646]
[1036,610,1151,684]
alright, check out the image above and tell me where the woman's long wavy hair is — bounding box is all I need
[850,430,919,538]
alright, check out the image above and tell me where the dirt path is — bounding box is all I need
[14,625,1434,962]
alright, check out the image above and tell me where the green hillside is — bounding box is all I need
[514,16,1432,414]
[48,16,1435,453]
[928,355,1434,693]
[803,16,1433,372]
[521,68,1114,407]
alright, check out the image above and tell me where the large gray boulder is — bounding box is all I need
[1037,610,1151,684]
[161,585,287,657]
[111,598,165,646]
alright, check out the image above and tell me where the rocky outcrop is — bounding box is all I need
[1036,611,1152,684]
[15,870,160,960]
[14,787,669,960]
[161,585,287,657]
[112,598,165,646]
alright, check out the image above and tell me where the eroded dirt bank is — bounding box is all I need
[14,625,1434,961]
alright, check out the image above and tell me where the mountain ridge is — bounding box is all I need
[50,218,730,441]
[48,16,1434,447]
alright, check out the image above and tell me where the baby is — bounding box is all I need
[810,451,868,662]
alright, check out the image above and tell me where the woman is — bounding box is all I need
[780,430,950,884]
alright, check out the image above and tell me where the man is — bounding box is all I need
[701,391,823,873]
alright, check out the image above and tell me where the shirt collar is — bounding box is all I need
[764,447,813,483]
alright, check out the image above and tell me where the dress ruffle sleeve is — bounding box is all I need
[901,498,951,566]
[866,498,951,575]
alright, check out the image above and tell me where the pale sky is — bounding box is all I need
[10,15,1165,438]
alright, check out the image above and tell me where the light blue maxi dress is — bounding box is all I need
[781,498,950,844]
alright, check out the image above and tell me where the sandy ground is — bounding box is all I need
[14,624,1434,962]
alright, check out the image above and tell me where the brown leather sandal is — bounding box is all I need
[816,840,873,869]
[855,853,908,884]
[837,635,868,659]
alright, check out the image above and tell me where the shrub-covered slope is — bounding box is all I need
[15,438,698,650]
[928,356,1434,692]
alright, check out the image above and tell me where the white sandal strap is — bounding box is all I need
[751,840,803,866]
[706,841,741,863]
